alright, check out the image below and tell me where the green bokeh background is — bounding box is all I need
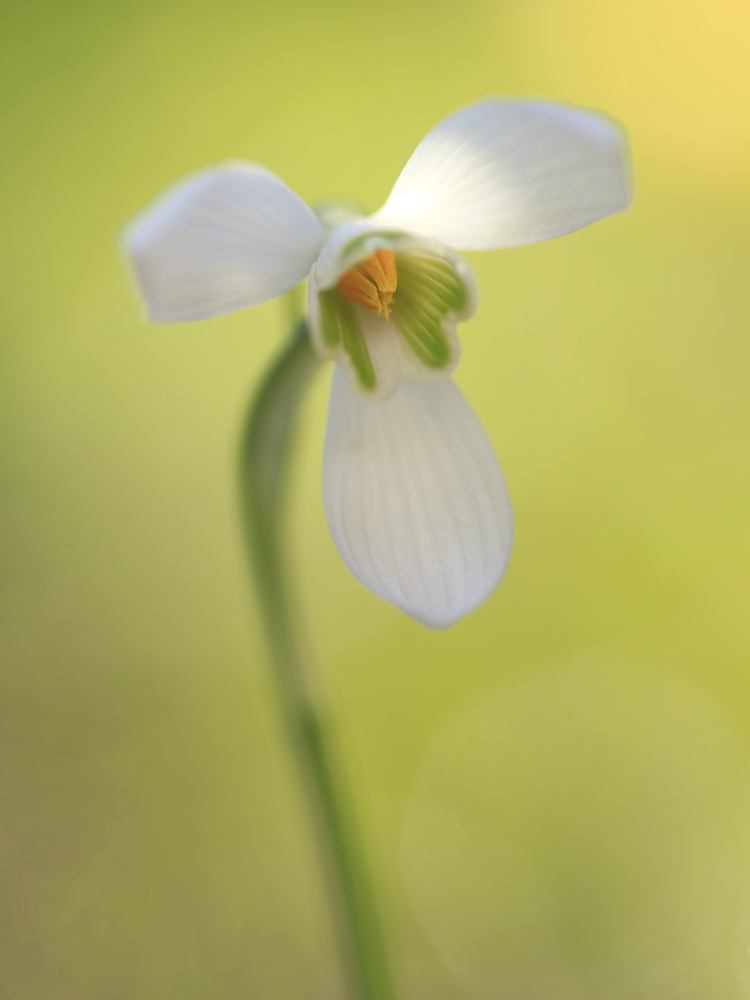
[2,0,749,997]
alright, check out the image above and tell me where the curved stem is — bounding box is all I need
[237,319,396,1000]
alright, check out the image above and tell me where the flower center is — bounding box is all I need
[337,249,397,319]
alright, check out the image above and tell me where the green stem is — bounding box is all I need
[237,318,397,1000]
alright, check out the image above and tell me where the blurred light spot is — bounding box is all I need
[402,658,750,999]
[502,0,750,198]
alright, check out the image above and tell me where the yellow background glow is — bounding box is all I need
[2,0,749,996]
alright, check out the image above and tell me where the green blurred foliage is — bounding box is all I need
[1,0,749,996]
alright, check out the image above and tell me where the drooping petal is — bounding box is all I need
[372,101,631,250]
[322,366,514,628]
[126,163,325,321]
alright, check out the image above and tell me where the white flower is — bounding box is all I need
[126,100,630,628]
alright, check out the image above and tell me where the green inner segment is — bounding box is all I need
[319,289,376,390]
[319,252,468,392]
[391,254,467,369]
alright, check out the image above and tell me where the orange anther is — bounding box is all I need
[338,249,397,318]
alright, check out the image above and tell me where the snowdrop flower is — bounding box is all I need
[127,100,630,628]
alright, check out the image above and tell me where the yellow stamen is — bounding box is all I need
[337,249,397,318]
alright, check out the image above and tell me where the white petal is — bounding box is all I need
[322,367,514,628]
[126,163,325,321]
[372,101,631,250]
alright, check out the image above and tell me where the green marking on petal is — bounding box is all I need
[398,254,468,313]
[395,300,451,368]
[319,289,376,391]
[391,253,468,369]
[319,288,343,349]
